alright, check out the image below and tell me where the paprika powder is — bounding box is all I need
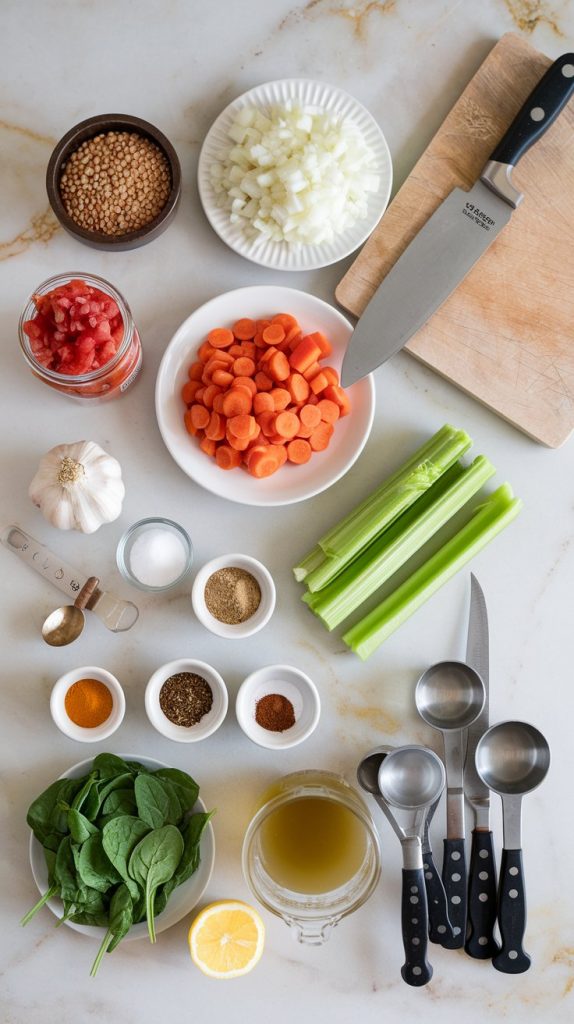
[255,693,296,732]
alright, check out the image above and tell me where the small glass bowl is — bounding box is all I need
[50,666,125,742]
[116,517,193,593]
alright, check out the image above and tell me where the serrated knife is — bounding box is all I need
[341,53,574,387]
[463,573,499,959]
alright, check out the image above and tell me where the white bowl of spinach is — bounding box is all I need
[24,753,215,975]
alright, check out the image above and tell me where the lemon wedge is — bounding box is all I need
[188,900,265,979]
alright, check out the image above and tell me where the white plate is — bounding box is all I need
[29,754,215,941]
[197,78,392,270]
[155,285,375,507]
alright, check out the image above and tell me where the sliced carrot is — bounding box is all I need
[270,388,291,411]
[323,384,351,417]
[188,361,205,381]
[299,404,322,430]
[271,313,299,333]
[253,391,274,414]
[227,431,251,451]
[253,332,266,348]
[232,318,257,341]
[287,438,312,464]
[194,386,205,404]
[309,421,334,451]
[213,393,225,414]
[202,384,223,409]
[254,370,273,392]
[232,375,257,396]
[306,331,332,357]
[228,344,244,358]
[239,341,257,360]
[262,323,286,346]
[302,361,321,382]
[259,346,277,366]
[216,445,242,470]
[181,380,201,404]
[287,373,309,404]
[322,366,339,387]
[247,446,283,478]
[268,351,290,382]
[190,404,210,430]
[184,409,199,436]
[286,328,302,350]
[317,398,340,423]
[205,410,226,441]
[207,327,234,349]
[200,436,217,457]
[274,410,300,439]
[228,414,256,440]
[222,389,252,417]
[289,336,322,373]
[310,372,329,396]
[256,410,276,437]
[233,357,256,377]
[198,341,216,363]
[212,368,234,389]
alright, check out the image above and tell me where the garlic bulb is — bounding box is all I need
[29,441,125,534]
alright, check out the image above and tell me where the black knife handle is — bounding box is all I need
[422,849,455,946]
[441,838,467,948]
[465,830,500,959]
[493,848,531,974]
[490,53,574,166]
[400,867,432,986]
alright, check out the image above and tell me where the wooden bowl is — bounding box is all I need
[46,113,181,251]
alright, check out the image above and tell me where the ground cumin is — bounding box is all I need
[65,678,113,728]
[204,566,261,624]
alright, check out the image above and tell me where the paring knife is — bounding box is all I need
[464,574,499,959]
[1,525,139,632]
[341,52,574,387]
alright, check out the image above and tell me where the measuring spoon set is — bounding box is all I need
[357,575,550,987]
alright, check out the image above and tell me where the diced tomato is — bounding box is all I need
[22,280,124,374]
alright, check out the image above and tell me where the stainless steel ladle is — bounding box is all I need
[415,660,485,946]
[42,576,99,646]
[475,720,550,974]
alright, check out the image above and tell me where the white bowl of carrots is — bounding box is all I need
[155,286,375,506]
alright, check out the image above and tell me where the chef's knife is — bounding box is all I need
[464,573,499,959]
[341,53,574,387]
[0,525,139,632]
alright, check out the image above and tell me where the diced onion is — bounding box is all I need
[210,101,381,246]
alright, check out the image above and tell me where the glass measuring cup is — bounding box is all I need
[242,770,381,945]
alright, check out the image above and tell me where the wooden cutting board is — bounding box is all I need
[336,33,574,448]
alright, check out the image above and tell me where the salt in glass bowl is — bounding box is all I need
[191,553,276,639]
[145,658,228,743]
[50,665,125,742]
[235,664,321,750]
[116,516,193,593]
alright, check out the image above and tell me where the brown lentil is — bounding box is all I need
[159,672,213,728]
[255,693,296,732]
[204,566,261,625]
[59,131,171,236]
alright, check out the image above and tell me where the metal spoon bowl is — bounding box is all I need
[378,745,445,810]
[41,576,99,647]
[476,720,551,795]
[416,660,485,730]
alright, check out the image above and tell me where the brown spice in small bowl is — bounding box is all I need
[204,566,261,625]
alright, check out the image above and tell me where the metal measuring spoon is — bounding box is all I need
[42,577,99,646]
[415,660,485,947]
[377,746,445,987]
[357,748,454,946]
[476,721,550,974]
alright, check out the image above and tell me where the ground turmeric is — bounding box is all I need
[64,678,113,728]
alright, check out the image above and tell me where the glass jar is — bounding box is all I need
[242,770,381,945]
[19,272,142,402]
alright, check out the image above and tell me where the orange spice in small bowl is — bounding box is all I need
[50,666,125,742]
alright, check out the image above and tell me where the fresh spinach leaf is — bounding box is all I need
[153,768,199,816]
[71,771,99,814]
[92,753,133,778]
[102,815,150,900]
[128,825,184,942]
[77,834,121,894]
[161,811,213,903]
[134,775,174,829]
[55,835,82,903]
[90,883,133,976]
[100,787,137,819]
[26,777,83,850]
[68,808,99,844]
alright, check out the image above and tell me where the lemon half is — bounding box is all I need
[188,900,265,979]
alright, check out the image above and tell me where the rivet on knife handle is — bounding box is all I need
[441,837,467,948]
[401,867,433,986]
[493,848,530,974]
[422,848,455,946]
[482,52,574,207]
[465,829,500,959]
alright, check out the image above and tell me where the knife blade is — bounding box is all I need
[464,573,500,960]
[341,52,574,387]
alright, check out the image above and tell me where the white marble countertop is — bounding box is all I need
[1,1,573,1021]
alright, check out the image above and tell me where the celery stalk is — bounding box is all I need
[293,424,470,584]
[305,456,495,630]
[303,426,472,592]
[343,484,522,660]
